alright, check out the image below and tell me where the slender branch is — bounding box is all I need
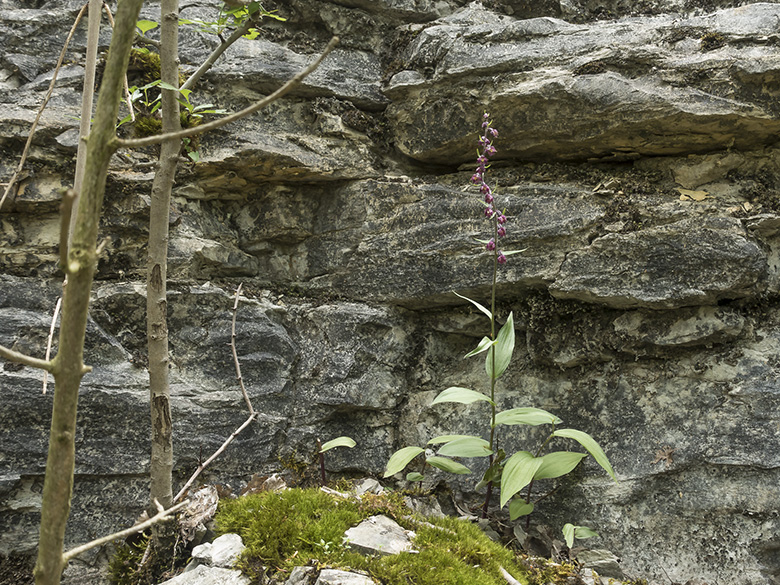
[0,2,88,213]
[42,297,62,395]
[115,36,339,149]
[173,284,260,502]
[59,189,77,271]
[61,499,188,563]
[181,17,254,91]
[231,283,255,414]
[102,2,135,124]
[0,344,55,372]
[173,412,257,503]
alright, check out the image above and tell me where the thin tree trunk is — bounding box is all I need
[34,2,145,583]
[147,0,180,512]
[68,0,102,244]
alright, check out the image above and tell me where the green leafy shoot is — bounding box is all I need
[464,336,495,358]
[453,291,492,320]
[435,436,492,458]
[500,451,542,507]
[485,312,514,380]
[319,436,356,453]
[432,387,493,406]
[425,456,471,475]
[136,20,159,36]
[494,407,562,427]
[509,500,534,520]
[384,446,424,478]
[562,523,600,549]
[553,429,617,482]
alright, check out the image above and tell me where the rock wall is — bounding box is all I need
[2,1,780,583]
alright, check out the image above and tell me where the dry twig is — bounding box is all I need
[62,499,188,562]
[173,284,258,502]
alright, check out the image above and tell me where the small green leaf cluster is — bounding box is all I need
[385,298,616,520]
[178,2,285,39]
[214,487,531,585]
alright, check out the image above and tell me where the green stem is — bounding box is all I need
[482,218,500,519]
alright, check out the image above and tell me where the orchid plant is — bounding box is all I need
[384,113,617,523]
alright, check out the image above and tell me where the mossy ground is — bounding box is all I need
[215,487,532,585]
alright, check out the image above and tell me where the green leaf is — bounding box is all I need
[428,434,479,445]
[475,449,505,490]
[486,312,514,380]
[436,437,492,458]
[157,81,179,92]
[501,249,528,257]
[453,291,492,320]
[464,336,495,358]
[575,526,599,540]
[562,523,575,548]
[500,451,543,508]
[406,472,425,482]
[432,387,493,406]
[186,150,200,163]
[426,456,471,475]
[509,500,534,520]
[495,407,563,427]
[136,20,159,35]
[244,28,260,40]
[319,436,356,453]
[383,446,424,478]
[553,429,617,482]
[533,451,587,480]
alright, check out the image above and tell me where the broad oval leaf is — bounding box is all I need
[562,523,576,548]
[486,312,514,380]
[575,526,599,540]
[437,437,492,458]
[136,20,159,35]
[453,291,492,320]
[495,407,563,427]
[428,434,481,445]
[406,472,425,482]
[426,456,471,475]
[500,451,543,508]
[319,436,356,453]
[432,387,494,406]
[383,446,424,478]
[553,429,617,482]
[464,336,495,358]
[509,500,534,520]
[533,451,586,480]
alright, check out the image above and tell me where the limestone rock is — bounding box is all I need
[551,218,767,308]
[387,3,780,165]
[191,533,245,569]
[156,565,250,585]
[344,515,416,556]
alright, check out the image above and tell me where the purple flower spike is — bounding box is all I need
[473,112,508,266]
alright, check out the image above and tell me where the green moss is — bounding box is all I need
[133,115,162,138]
[215,488,530,585]
[129,48,161,84]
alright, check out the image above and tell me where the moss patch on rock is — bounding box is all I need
[215,487,532,585]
